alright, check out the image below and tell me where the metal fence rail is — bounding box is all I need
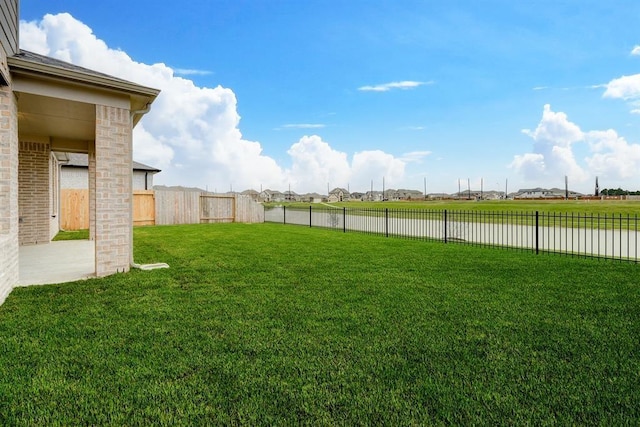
[264,206,640,262]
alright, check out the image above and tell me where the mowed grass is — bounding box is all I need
[52,229,89,241]
[275,199,640,215]
[1,223,640,425]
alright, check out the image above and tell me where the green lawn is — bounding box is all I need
[1,223,639,425]
[52,229,89,241]
[270,199,640,215]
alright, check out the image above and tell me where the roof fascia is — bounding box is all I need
[7,55,160,99]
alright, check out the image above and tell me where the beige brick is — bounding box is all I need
[18,140,50,245]
[93,104,132,277]
[0,83,19,305]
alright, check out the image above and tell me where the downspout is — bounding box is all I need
[129,104,169,271]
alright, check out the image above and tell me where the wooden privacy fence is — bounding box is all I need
[153,189,263,225]
[60,188,264,230]
[60,189,89,230]
[133,190,155,226]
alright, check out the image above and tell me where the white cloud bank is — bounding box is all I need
[511,104,640,188]
[513,58,640,189]
[20,13,408,194]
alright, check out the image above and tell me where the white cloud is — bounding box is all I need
[509,153,545,179]
[358,80,431,92]
[285,136,408,193]
[351,150,405,189]
[399,151,431,163]
[521,105,583,148]
[286,135,351,191]
[603,73,640,116]
[510,104,587,183]
[631,45,640,56]
[585,130,640,179]
[173,68,213,76]
[512,104,640,189]
[131,124,174,170]
[20,13,408,194]
[19,19,49,52]
[603,74,640,100]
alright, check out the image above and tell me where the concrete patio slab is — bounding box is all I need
[18,240,95,287]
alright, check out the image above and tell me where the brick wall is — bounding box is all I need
[18,140,50,245]
[0,65,18,305]
[94,105,132,277]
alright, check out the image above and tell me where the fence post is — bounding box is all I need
[283,206,286,224]
[309,205,312,227]
[535,211,539,255]
[385,208,389,238]
[343,207,346,233]
[444,210,448,243]
[620,213,623,261]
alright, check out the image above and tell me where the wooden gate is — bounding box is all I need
[200,194,235,223]
[60,189,89,230]
[133,190,155,226]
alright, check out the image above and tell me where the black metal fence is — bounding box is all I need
[264,206,640,262]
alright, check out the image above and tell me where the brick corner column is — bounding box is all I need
[0,73,19,304]
[94,105,132,277]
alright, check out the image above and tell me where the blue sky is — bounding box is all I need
[19,1,640,194]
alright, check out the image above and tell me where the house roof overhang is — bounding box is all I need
[8,50,159,116]
[8,50,160,146]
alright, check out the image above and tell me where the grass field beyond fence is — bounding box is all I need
[268,199,640,216]
[1,223,639,424]
[268,205,640,262]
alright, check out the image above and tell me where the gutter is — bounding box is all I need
[128,104,169,271]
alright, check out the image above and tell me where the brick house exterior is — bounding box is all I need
[0,1,160,305]
[328,187,350,202]
[60,153,160,191]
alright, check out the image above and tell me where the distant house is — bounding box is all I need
[395,189,424,200]
[453,190,481,200]
[383,189,404,201]
[365,191,383,201]
[284,190,300,202]
[328,187,350,202]
[349,192,365,201]
[451,190,505,200]
[60,153,160,191]
[300,193,324,203]
[260,189,285,203]
[513,188,583,199]
[513,188,554,198]
[482,191,505,200]
[426,193,450,200]
[241,189,260,201]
